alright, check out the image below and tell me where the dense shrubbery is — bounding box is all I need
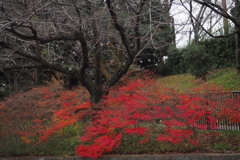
[165,35,235,77]
[182,44,210,79]
[199,35,235,69]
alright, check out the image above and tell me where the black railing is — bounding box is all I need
[191,91,240,131]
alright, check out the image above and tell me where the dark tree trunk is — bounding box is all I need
[235,0,240,74]
[236,31,240,74]
[222,0,229,35]
[35,68,43,85]
[90,88,105,105]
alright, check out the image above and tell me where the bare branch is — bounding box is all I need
[193,0,240,28]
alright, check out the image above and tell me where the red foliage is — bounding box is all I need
[71,78,233,158]
[76,133,122,159]
[216,96,240,122]
[1,76,239,159]
[155,128,196,144]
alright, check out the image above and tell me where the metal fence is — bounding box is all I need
[191,91,240,131]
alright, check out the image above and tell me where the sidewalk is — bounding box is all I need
[1,153,240,160]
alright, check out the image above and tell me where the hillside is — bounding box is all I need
[157,67,240,92]
[0,67,239,157]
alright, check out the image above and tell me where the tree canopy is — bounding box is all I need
[0,0,173,103]
[0,0,239,102]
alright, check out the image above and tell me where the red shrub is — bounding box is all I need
[1,77,239,159]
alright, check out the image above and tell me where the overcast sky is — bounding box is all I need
[170,1,190,47]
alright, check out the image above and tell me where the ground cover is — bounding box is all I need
[157,67,239,92]
[0,68,239,158]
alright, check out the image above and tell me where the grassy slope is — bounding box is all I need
[0,68,239,157]
[207,68,240,90]
[157,67,240,92]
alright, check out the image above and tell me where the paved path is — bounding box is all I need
[1,154,240,160]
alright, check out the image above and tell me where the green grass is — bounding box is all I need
[156,73,197,92]
[0,123,83,157]
[157,67,240,92]
[3,122,239,157]
[207,68,240,90]
[113,129,240,155]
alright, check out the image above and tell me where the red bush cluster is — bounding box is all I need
[73,79,225,158]
[1,77,239,159]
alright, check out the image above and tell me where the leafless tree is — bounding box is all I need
[179,0,224,45]
[190,0,240,73]
[222,0,229,35]
[0,0,173,103]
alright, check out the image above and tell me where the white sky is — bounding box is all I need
[170,2,190,47]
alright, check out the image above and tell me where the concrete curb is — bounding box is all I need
[1,154,240,160]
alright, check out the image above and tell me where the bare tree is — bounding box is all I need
[183,0,240,73]
[222,0,229,35]
[0,0,173,103]
[183,0,207,45]
[180,0,222,45]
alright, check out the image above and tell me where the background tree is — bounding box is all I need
[180,0,209,45]
[0,0,173,103]
[182,44,210,80]
[165,36,235,76]
[222,0,229,35]
[136,0,175,73]
[164,46,187,75]
[172,0,218,78]
[192,0,240,73]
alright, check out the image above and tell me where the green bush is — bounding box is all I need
[199,35,235,69]
[182,44,210,79]
[165,36,235,77]
[164,46,187,75]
